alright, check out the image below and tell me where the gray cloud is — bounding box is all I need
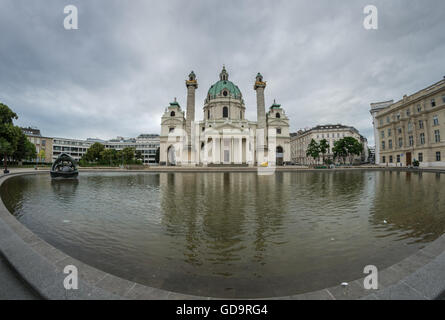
[1,0,444,145]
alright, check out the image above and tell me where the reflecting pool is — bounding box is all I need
[2,171,445,298]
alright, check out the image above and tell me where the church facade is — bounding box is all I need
[159,67,291,166]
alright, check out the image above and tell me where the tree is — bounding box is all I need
[306,139,320,165]
[13,131,36,163]
[135,150,143,161]
[333,137,363,165]
[319,139,330,164]
[333,139,348,164]
[0,103,18,125]
[38,149,46,162]
[155,147,160,163]
[118,147,135,165]
[82,142,105,162]
[342,137,363,164]
[0,103,19,172]
[100,148,117,166]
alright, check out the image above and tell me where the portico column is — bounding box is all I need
[212,138,217,163]
[246,138,251,164]
[231,137,234,163]
[220,138,223,163]
[238,137,242,164]
[203,139,207,165]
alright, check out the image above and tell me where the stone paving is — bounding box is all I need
[0,254,40,300]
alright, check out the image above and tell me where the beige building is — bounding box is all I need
[290,124,368,165]
[159,67,291,166]
[21,127,53,163]
[371,77,445,167]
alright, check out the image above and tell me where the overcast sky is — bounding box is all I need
[1,0,445,146]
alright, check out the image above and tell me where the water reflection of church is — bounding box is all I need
[159,67,291,166]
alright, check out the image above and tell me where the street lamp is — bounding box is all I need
[3,156,9,174]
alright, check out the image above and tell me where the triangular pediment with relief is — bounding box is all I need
[162,118,184,126]
[212,121,244,130]
[268,118,289,126]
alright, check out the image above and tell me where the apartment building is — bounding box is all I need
[290,124,368,165]
[371,77,445,167]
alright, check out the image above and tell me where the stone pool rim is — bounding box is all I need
[1,168,445,300]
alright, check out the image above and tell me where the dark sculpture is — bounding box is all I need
[50,153,79,178]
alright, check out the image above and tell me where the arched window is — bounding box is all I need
[223,106,229,118]
[223,91,228,97]
[276,112,280,118]
[240,110,242,119]
[170,111,175,117]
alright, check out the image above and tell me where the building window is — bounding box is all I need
[437,152,441,161]
[389,155,393,163]
[381,131,385,139]
[409,135,413,146]
[169,127,174,133]
[382,156,386,163]
[208,110,210,119]
[379,119,383,126]
[408,122,413,132]
[223,90,228,97]
[406,110,410,116]
[442,95,445,104]
[170,111,175,117]
[382,141,385,150]
[433,115,439,126]
[276,113,280,118]
[387,116,390,123]
[397,127,402,134]
[431,99,436,107]
[397,155,400,163]
[388,128,391,137]
[223,106,228,118]
[389,140,393,149]
[419,120,424,129]
[417,104,422,112]
[418,153,423,162]
[396,114,400,120]
[277,128,282,134]
[398,137,403,147]
[435,130,440,143]
[420,133,425,145]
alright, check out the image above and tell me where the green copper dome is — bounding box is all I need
[207,66,242,100]
[208,80,242,99]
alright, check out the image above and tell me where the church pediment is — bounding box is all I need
[268,118,289,126]
[162,118,184,126]
[212,122,243,130]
